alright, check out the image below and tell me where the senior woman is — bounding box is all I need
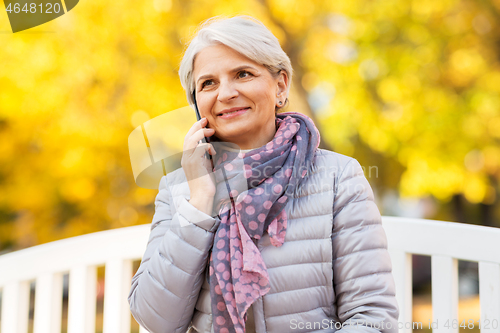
[129,15,399,333]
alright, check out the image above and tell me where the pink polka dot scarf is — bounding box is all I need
[208,112,321,333]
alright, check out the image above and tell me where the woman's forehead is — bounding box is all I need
[193,44,261,77]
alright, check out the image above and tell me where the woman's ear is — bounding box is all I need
[277,70,288,96]
[275,70,289,107]
[275,70,289,111]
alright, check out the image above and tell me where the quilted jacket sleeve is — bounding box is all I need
[332,158,399,333]
[128,175,220,333]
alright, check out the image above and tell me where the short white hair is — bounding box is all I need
[178,15,293,110]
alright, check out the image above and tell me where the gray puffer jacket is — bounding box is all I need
[129,148,399,333]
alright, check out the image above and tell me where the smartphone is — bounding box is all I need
[192,91,213,162]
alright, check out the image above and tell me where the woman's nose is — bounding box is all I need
[217,80,239,103]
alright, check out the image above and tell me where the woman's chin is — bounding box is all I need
[214,123,250,139]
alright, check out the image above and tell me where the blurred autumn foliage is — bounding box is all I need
[1,0,500,253]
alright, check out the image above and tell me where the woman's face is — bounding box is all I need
[192,43,288,150]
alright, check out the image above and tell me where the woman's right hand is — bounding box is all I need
[181,117,217,215]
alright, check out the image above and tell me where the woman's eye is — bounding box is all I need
[201,80,213,88]
[238,71,252,78]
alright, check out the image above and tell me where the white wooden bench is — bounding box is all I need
[0,216,499,333]
[384,216,500,333]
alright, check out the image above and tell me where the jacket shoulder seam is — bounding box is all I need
[332,158,358,219]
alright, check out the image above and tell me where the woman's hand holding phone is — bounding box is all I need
[181,117,217,216]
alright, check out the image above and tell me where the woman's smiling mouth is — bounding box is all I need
[218,107,250,119]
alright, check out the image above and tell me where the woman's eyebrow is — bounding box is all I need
[196,65,258,84]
